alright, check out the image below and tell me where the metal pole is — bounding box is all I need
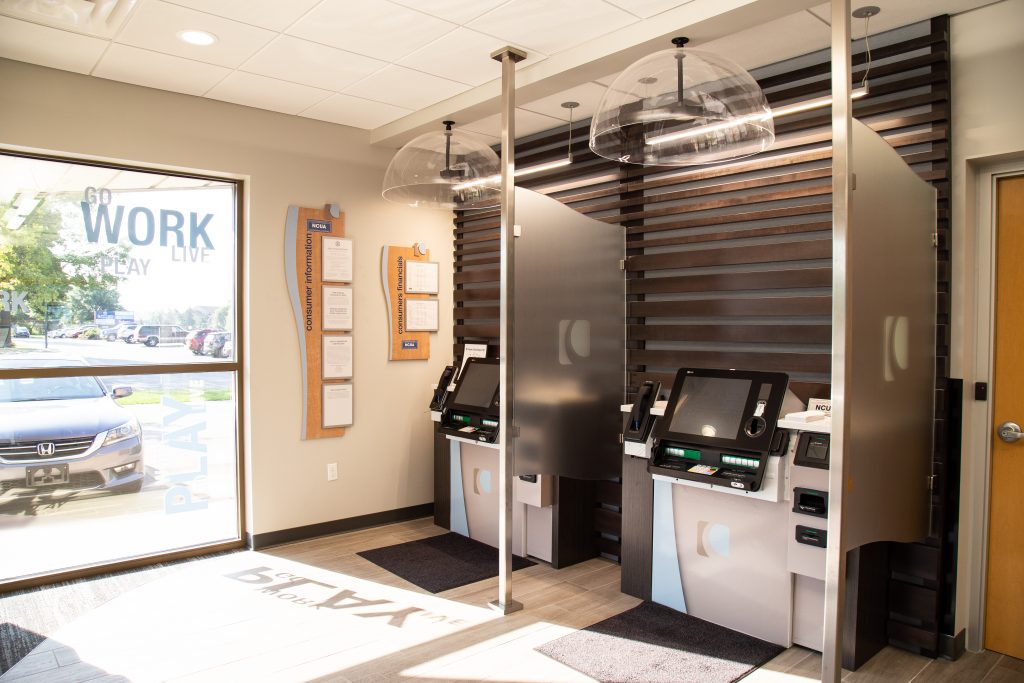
[823,0,852,680]
[490,45,526,615]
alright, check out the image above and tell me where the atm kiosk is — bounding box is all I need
[437,358,500,443]
[621,367,883,661]
[432,357,555,562]
[639,368,801,645]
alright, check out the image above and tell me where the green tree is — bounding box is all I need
[0,197,125,327]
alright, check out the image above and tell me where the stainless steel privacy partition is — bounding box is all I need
[512,188,624,482]
[823,0,938,673]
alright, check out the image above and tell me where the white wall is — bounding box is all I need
[0,58,455,537]
[949,0,1024,645]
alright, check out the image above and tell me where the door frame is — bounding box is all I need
[965,159,1024,652]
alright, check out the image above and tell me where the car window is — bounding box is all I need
[0,376,106,402]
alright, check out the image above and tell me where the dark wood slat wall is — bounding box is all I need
[451,17,954,655]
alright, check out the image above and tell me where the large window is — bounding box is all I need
[0,152,242,587]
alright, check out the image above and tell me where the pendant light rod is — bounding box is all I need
[672,36,688,102]
[490,44,527,617]
[441,120,457,179]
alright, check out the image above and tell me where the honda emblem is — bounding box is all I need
[37,442,56,457]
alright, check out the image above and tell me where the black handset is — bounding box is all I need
[430,365,457,412]
[624,380,661,442]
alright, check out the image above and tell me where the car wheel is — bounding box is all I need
[110,479,143,494]
[145,337,158,347]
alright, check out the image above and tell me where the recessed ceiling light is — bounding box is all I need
[177,30,217,46]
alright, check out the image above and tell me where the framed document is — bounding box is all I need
[322,286,353,331]
[323,384,353,428]
[405,261,439,294]
[322,236,353,282]
[322,335,353,379]
[406,299,439,331]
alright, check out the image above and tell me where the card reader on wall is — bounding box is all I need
[438,357,501,443]
[648,368,792,492]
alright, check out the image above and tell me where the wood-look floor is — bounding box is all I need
[4,517,1023,682]
[257,518,1023,683]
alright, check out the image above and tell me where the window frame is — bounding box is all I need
[0,149,247,592]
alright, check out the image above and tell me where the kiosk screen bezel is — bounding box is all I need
[653,368,790,454]
[445,357,500,416]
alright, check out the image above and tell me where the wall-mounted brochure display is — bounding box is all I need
[381,244,434,360]
[284,203,354,440]
[405,260,439,294]
[322,336,353,379]
[406,299,439,332]
[322,236,353,282]
[323,384,353,428]
[322,286,353,331]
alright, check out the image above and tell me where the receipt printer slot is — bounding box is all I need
[795,525,827,548]
[793,487,828,518]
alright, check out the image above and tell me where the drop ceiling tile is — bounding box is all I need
[344,64,470,110]
[301,94,412,129]
[242,35,386,91]
[463,108,564,139]
[697,11,830,70]
[595,71,622,87]
[0,15,106,74]
[467,0,636,55]
[388,0,510,25]
[520,82,608,122]
[287,0,456,63]
[603,0,695,19]
[206,72,331,115]
[116,0,276,69]
[398,27,540,87]
[161,0,321,31]
[94,44,230,96]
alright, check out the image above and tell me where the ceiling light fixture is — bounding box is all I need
[382,120,501,209]
[590,37,775,166]
[515,101,579,178]
[647,85,869,146]
[177,29,217,46]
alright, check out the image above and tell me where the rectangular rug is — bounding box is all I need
[357,532,535,593]
[536,601,785,683]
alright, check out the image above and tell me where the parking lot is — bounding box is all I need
[0,340,241,582]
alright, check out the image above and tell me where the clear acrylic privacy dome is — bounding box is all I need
[382,123,501,210]
[590,42,774,166]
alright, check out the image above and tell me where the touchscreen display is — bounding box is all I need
[452,362,499,408]
[668,376,751,440]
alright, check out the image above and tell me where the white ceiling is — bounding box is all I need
[0,0,1003,147]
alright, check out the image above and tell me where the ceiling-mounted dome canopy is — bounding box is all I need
[590,37,775,166]
[382,121,501,210]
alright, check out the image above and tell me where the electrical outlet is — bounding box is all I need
[327,462,338,481]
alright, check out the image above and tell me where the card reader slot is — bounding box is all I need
[793,487,828,518]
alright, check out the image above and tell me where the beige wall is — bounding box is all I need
[949,0,1024,645]
[0,58,454,537]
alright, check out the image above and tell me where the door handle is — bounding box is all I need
[997,421,1024,443]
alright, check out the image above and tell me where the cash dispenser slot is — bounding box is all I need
[793,487,828,517]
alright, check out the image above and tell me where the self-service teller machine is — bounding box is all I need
[432,357,555,562]
[622,367,838,649]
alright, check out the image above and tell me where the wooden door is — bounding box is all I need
[986,174,1024,659]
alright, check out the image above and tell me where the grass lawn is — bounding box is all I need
[117,388,232,405]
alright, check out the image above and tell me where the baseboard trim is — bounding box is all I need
[939,629,966,660]
[248,503,434,550]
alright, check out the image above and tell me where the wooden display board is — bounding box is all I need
[285,203,353,440]
[381,245,432,360]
